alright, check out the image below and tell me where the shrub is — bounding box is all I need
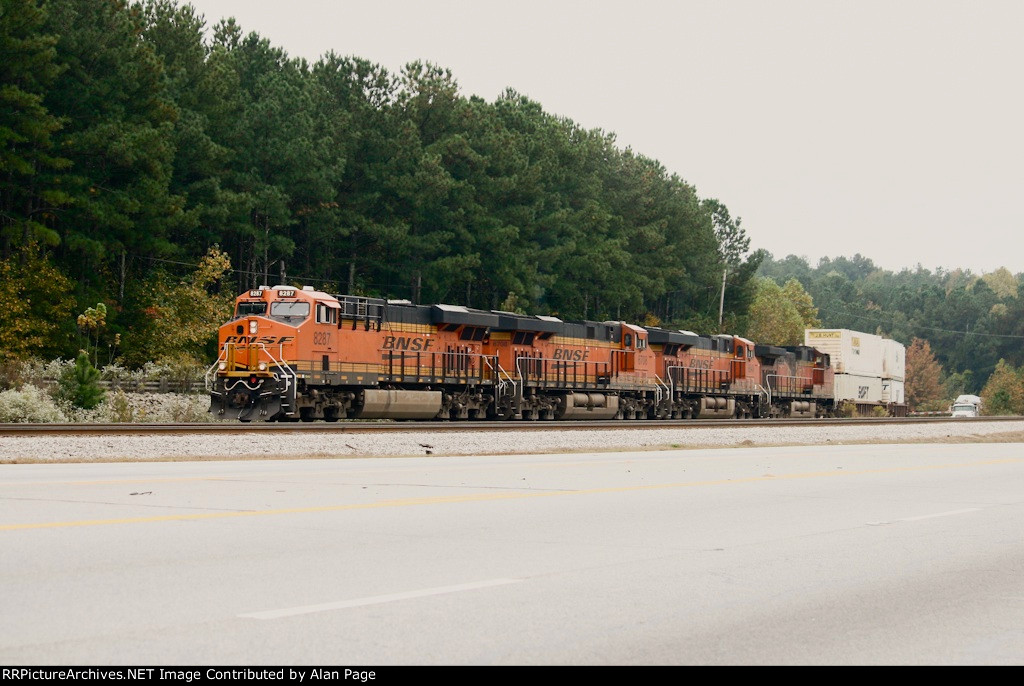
[100,364,134,391]
[104,389,136,423]
[156,353,206,393]
[59,352,105,410]
[0,359,28,391]
[836,401,857,418]
[158,395,210,422]
[0,385,66,422]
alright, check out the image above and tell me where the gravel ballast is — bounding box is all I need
[2,420,1023,463]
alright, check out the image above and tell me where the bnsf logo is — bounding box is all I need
[552,348,590,361]
[224,336,294,345]
[382,336,435,351]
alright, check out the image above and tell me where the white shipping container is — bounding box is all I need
[881,378,905,404]
[881,338,906,381]
[805,329,884,377]
[834,373,884,404]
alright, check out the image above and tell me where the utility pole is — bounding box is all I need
[718,268,727,332]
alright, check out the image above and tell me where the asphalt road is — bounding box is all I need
[1,442,1023,665]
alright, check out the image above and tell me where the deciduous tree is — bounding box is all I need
[905,337,945,411]
[979,360,1024,416]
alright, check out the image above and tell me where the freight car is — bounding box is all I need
[208,286,843,422]
[805,329,907,416]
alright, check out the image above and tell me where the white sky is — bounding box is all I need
[184,0,1024,274]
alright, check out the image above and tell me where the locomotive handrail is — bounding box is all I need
[206,341,296,413]
[205,342,232,393]
[755,383,771,405]
[483,356,517,402]
[256,343,297,413]
[653,373,670,406]
[379,348,496,383]
[665,365,730,396]
[765,373,810,398]
[514,355,612,389]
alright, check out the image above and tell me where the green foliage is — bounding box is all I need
[979,360,1024,416]
[0,244,76,361]
[781,278,821,328]
[759,252,1024,395]
[62,351,104,410]
[745,278,820,345]
[122,247,234,366]
[76,302,107,364]
[981,268,1018,300]
[944,369,974,399]
[0,0,69,250]
[4,0,765,363]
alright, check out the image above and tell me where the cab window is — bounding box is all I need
[235,301,267,319]
[269,301,310,323]
[624,333,633,347]
[316,303,337,324]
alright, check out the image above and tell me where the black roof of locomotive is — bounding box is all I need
[431,304,500,328]
[561,320,620,342]
[645,328,703,348]
[491,312,564,333]
[382,301,432,325]
[784,345,818,362]
[754,344,791,359]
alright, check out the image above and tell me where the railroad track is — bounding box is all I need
[1,416,1019,437]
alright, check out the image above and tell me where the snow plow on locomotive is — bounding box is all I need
[208,286,853,422]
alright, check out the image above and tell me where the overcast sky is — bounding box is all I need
[184,0,1024,274]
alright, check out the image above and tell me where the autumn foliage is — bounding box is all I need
[0,245,75,361]
[979,360,1024,415]
[905,338,945,411]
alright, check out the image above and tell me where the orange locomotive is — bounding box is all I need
[207,286,837,421]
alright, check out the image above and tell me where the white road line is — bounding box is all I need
[867,507,981,526]
[239,578,523,620]
[896,508,982,522]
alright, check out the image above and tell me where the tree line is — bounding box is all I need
[757,253,1024,411]
[1,0,759,368]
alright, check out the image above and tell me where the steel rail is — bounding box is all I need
[1,416,1021,437]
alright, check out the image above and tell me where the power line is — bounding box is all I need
[138,254,356,291]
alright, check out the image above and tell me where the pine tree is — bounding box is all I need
[0,0,69,253]
[71,351,104,410]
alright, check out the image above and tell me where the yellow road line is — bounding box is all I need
[1,457,1020,532]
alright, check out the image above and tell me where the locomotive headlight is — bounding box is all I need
[218,361,226,371]
[258,362,267,371]
[249,320,258,334]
